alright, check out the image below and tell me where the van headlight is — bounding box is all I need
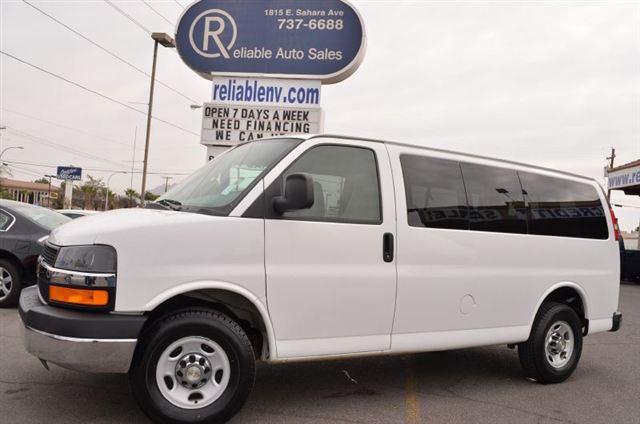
[41,245,117,310]
[54,245,117,273]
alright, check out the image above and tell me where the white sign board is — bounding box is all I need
[201,103,324,147]
[211,77,321,109]
[608,164,640,190]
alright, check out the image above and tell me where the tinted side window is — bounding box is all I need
[518,172,608,239]
[281,145,381,223]
[400,155,468,230]
[461,163,527,234]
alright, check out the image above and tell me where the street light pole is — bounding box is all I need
[0,146,24,159]
[140,32,175,207]
[105,172,125,211]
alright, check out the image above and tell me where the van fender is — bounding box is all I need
[528,281,591,330]
[144,280,277,360]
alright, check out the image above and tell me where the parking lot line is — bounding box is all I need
[405,355,420,424]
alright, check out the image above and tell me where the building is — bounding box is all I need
[0,178,61,206]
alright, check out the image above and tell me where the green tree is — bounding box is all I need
[0,180,9,199]
[104,189,118,210]
[78,175,104,210]
[125,188,140,208]
[34,177,49,184]
[144,191,159,202]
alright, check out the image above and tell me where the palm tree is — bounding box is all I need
[105,189,118,210]
[125,188,140,208]
[78,175,104,210]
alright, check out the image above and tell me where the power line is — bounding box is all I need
[103,0,151,35]
[0,50,200,137]
[6,126,129,168]
[2,163,45,179]
[4,160,191,176]
[140,0,174,27]
[174,0,185,10]
[1,107,139,150]
[21,0,198,105]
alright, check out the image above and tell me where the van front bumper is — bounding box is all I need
[19,286,147,373]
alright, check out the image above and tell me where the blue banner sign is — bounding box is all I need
[176,0,366,84]
[57,166,82,181]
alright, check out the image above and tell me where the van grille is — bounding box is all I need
[41,243,60,266]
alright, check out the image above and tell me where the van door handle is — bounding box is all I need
[383,233,394,263]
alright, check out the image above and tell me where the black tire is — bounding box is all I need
[0,259,22,308]
[130,309,256,424]
[518,302,583,384]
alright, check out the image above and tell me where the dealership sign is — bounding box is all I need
[201,103,323,146]
[176,0,366,83]
[212,77,321,108]
[56,166,82,181]
[608,164,640,190]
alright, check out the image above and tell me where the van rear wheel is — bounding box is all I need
[518,302,583,384]
[130,309,255,424]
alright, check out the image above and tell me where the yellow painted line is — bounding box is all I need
[405,356,420,424]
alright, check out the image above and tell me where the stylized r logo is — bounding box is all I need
[189,9,237,59]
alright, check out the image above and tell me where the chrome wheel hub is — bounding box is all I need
[175,352,212,389]
[545,321,574,369]
[0,267,12,301]
[156,336,231,410]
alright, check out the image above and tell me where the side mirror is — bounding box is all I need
[273,173,315,214]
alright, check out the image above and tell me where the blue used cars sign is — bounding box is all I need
[176,0,366,83]
[56,166,82,181]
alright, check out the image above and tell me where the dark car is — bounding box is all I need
[0,199,71,307]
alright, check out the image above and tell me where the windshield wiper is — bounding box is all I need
[154,199,183,211]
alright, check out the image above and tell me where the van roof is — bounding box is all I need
[304,134,599,184]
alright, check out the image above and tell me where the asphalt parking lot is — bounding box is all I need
[0,284,638,424]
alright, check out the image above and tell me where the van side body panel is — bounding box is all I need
[386,143,619,353]
[83,211,267,314]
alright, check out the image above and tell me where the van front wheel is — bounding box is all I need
[518,302,583,384]
[130,309,255,424]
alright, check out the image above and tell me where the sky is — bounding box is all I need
[0,0,639,229]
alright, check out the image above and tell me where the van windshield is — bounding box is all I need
[155,138,301,216]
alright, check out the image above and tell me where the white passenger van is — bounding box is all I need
[19,135,622,424]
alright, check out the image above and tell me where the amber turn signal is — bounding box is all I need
[49,286,109,306]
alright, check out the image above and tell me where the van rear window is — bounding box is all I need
[460,163,528,234]
[400,154,609,240]
[518,172,608,239]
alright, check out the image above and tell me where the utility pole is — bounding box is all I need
[45,174,55,208]
[162,176,173,193]
[606,147,616,200]
[130,126,137,192]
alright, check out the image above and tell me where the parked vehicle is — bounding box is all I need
[57,209,100,219]
[0,200,71,307]
[620,236,640,283]
[18,136,622,424]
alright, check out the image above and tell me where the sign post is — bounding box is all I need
[57,166,82,209]
[175,0,366,159]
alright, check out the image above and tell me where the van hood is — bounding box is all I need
[48,208,218,246]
